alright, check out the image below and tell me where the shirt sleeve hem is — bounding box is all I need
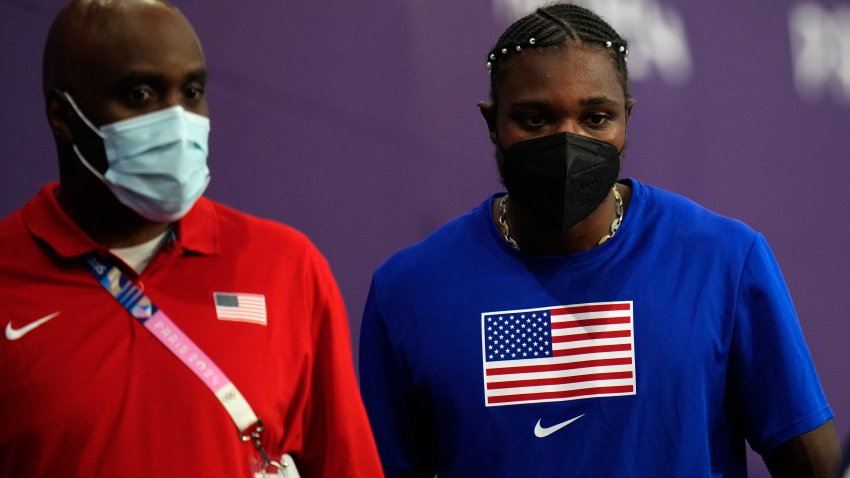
[753,405,835,453]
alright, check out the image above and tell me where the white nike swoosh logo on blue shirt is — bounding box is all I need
[534,414,585,438]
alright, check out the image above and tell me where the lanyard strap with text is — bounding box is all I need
[83,252,285,471]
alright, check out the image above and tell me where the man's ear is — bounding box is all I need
[477,101,498,145]
[46,89,75,144]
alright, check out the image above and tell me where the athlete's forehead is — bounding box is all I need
[496,46,627,111]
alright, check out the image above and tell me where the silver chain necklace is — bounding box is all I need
[498,185,624,251]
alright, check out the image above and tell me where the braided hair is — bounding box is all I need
[486,3,631,105]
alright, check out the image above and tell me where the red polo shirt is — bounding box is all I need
[0,182,382,477]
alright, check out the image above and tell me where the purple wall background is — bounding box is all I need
[2,0,849,474]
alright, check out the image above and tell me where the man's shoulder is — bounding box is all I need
[0,184,56,253]
[195,197,318,255]
[0,208,27,249]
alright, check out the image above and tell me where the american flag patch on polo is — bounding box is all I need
[213,292,267,326]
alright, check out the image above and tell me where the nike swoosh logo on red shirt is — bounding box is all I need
[534,414,585,438]
[5,312,61,341]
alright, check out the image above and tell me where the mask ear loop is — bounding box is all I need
[71,145,108,183]
[62,92,106,139]
[62,92,109,183]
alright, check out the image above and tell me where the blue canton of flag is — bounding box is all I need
[484,312,553,362]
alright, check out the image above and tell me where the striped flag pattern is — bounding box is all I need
[482,301,635,407]
[213,292,267,326]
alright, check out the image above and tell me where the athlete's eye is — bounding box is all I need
[517,113,548,130]
[586,113,610,128]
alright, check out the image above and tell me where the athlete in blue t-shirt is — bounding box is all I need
[359,3,840,477]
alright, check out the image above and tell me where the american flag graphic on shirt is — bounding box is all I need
[213,292,267,326]
[482,301,636,406]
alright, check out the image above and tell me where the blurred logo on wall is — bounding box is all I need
[492,0,694,86]
[790,2,850,105]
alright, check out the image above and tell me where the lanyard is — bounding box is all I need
[83,252,285,471]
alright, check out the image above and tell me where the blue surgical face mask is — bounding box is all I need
[63,92,211,223]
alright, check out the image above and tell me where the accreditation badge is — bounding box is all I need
[251,453,300,478]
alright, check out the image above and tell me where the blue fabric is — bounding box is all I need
[359,179,832,478]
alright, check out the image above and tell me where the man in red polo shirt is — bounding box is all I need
[0,1,382,477]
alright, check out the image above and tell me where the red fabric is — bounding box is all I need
[0,182,382,477]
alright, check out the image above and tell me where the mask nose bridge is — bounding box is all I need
[162,89,188,110]
[556,118,583,137]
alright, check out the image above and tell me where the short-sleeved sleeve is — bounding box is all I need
[727,234,833,453]
[297,252,384,477]
[359,276,438,478]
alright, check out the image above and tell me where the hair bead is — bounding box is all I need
[484,2,631,102]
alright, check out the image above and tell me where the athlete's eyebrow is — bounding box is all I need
[579,96,619,107]
[507,100,552,110]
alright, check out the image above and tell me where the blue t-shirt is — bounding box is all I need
[360,179,832,477]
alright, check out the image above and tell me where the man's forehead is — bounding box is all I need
[77,2,199,54]
[48,0,204,90]
[62,0,175,19]
[56,0,177,36]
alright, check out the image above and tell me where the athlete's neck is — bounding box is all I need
[497,183,632,255]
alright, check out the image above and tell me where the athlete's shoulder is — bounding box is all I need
[374,197,493,279]
[634,180,758,241]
